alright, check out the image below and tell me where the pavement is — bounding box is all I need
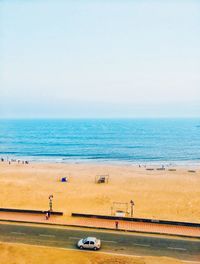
[0,211,200,238]
[0,222,200,262]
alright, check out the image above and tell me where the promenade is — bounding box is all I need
[0,211,200,238]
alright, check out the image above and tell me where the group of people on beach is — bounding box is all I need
[1,157,29,165]
[138,164,165,169]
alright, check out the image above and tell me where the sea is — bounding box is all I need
[0,118,200,166]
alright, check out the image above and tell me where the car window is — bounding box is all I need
[84,241,89,244]
[90,241,94,245]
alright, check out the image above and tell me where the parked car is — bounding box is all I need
[77,237,101,250]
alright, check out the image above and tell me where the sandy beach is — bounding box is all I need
[0,242,186,264]
[0,161,199,223]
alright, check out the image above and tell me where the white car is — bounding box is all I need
[77,237,101,250]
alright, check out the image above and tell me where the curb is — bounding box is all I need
[0,218,200,240]
[0,208,63,216]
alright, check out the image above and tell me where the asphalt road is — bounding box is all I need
[0,223,199,262]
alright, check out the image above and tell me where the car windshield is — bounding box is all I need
[83,238,88,243]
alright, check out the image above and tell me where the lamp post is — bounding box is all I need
[49,195,53,212]
[130,200,134,217]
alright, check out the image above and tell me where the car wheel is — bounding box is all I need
[79,246,83,249]
[93,247,97,251]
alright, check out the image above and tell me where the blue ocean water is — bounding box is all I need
[0,119,200,165]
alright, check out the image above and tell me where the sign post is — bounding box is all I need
[130,199,135,217]
[49,194,53,212]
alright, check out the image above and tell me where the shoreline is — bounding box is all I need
[0,155,200,169]
[1,155,200,169]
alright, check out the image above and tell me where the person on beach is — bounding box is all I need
[48,210,51,219]
[45,212,49,220]
[115,220,119,229]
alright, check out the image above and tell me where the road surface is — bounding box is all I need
[0,223,199,262]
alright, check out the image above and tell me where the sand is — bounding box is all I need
[0,162,199,222]
[0,242,185,264]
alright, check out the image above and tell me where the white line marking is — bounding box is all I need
[69,236,82,240]
[102,240,117,243]
[134,243,150,247]
[183,261,200,264]
[39,234,55,238]
[11,232,25,235]
[168,247,187,251]
[35,240,60,243]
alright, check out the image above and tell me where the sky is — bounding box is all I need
[0,0,200,118]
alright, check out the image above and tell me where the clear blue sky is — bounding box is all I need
[0,0,200,118]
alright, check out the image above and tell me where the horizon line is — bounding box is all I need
[0,116,200,120]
